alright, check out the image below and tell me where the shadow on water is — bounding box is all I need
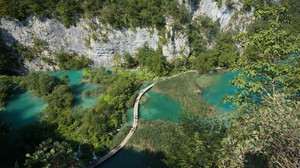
[1,120,88,168]
[0,88,46,130]
[98,148,167,168]
[1,70,100,130]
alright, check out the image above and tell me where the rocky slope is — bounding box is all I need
[0,0,253,71]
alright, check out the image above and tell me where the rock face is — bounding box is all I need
[192,0,253,31]
[0,0,253,71]
[0,17,162,70]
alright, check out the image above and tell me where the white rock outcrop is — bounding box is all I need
[192,0,253,31]
[0,0,254,71]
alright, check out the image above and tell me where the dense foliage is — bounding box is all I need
[24,138,79,168]
[164,114,227,167]
[54,51,91,70]
[220,96,300,167]
[188,31,239,73]
[136,44,171,76]
[0,35,16,75]
[0,39,10,75]
[0,76,13,108]
[164,1,300,167]
[224,2,300,110]
[0,0,188,28]
[116,43,172,76]
[20,73,74,109]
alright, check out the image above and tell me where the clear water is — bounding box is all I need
[1,69,239,166]
[126,89,182,123]
[0,89,47,129]
[99,85,182,168]
[98,71,240,168]
[0,70,99,129]
[201,71,239,113]
[46,70,99,109]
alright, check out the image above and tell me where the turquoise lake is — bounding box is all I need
[98,71,239,168]
[0,70,99,129]
[46,70,99,109]
[201,70,239,113]
[126,89,182,123]
[0,89,47,129]
[0,69,239,167]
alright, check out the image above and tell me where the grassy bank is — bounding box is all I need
[153,71,227,117]
[112,119,177,152]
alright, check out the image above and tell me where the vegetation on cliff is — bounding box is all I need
[163,2,300,167]
[0,0,188,28]
[0,0,299,167]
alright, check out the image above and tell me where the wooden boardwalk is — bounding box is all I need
[91,83,155,167]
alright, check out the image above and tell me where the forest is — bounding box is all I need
[0,0,188,28]
[0,0,299,167]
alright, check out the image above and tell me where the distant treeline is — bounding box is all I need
[0,0,189,28]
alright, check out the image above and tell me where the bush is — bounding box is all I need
[54,51,91,70]
[0,76,13,108]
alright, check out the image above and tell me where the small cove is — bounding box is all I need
[201,70,239,113]
[46,70,99,109]
[0,89,47,129]
[0,70,99,129]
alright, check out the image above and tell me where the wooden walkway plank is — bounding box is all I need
[91,83,155,167]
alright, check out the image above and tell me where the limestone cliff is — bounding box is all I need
[0,0,253,71]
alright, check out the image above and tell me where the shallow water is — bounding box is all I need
[201,71,239,113]
[100,84,182,168]
[99,71,240,168]
[46,70,99,109]
[0,70,99,129]
[0,89,47,129]
[126,89,182,123]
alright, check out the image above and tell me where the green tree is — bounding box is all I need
[164,113,226,167]
[45,84,74,110]
[0,76,13,108]
[223,2,300,111]
[24,138,79,168]
[219,2,300,167]
[0,37,12,75]
[145,48,171,76]
[54,51,91,70]
[112,53,122,67]
[122,51,137,69]
[136,43,152,66]
[219,95,300,167]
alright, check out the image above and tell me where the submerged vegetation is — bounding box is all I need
[0,0,299,167]
[163,1,300,168]
[154,72,214,117]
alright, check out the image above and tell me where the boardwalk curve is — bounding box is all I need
[91,83,155,167]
